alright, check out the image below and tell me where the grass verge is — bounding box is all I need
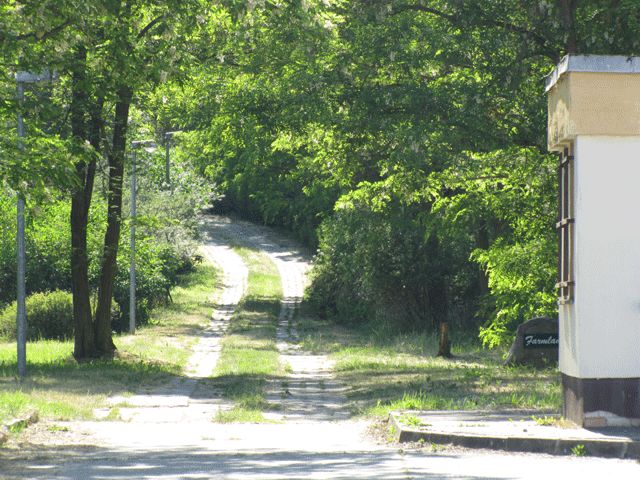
[298,315,561,418]
[0,262,218,426]
[213,247,283,423]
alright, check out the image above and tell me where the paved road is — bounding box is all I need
[3,426,640,479]
[2,216,640,479]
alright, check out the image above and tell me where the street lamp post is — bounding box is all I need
[129,140,156,334]
[163,131,182,190]
[14,70,55,378]
[16,80,26,379]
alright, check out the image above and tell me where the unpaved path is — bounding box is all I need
[101,221,248,424]
[3,215,640,479]
[1,215,367,475]
[202,216,350,422]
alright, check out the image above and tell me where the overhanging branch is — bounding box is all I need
[138,15,165,39]
[0,19,72,43]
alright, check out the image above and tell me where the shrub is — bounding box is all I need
[0,195,74,306]
[307,200,478,333]
[111,234,200,331]
[0,290,73,341]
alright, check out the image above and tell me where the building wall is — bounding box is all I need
[560,135,640,378]
[547,71,640,151]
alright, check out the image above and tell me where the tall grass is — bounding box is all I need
[298,316,561,418]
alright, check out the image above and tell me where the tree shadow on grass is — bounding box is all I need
[298,316,560,415]
[338,362,560,414]
[0,353,183,399]
[226,297,280,341]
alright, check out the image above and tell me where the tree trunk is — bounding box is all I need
[71,180,95,359]
[71,97,103,359]
[557,0,578,54]
[70,46,96,360]
[437,321,451,358]
[426,233,452,358]
[94,85,132,356]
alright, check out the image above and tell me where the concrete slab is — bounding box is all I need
[391,410,640,459]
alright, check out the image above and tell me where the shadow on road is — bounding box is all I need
[0,443,513,480]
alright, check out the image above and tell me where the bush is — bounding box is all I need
[0,290,73,341]
[307,200,478,333]
[111,234,200,331]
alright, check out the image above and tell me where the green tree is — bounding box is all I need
[180,0,640,349]
[2,0,215,359]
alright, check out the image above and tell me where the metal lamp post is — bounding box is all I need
[14,70,55,378]
[129,140,156,333]
[163,131,182,190]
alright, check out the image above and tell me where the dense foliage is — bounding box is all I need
[0,150,209,332]
[1,0,218,357]
[3,1,639,353]
[161,1,640,348]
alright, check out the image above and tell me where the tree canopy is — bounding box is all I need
[2,0,639,355]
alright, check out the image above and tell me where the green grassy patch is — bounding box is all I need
[299,316,561,418]
[0,263,219,426]
[398,413,425,427]
[213,247,283,423]
[215,405,279,424]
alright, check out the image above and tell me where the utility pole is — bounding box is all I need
[129,139,156,333]
[163,131,181,191]
[14,70,56,378]
[129,146,137,334]
[16,80,26,378]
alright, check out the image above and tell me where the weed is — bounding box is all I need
[532,415,557,426]
[399,413,424,427]
[8,424,24,434]
[47,424,69,433]
[215,406,266,424]
[571,444,586,456]
[387,423,398,442]
[214,405,281,424]
[105,407,121,421]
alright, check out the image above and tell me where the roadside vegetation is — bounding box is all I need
[0,263,218,426]
[299,315,560,419]
[2,3,634,414]
[213,247,283,423]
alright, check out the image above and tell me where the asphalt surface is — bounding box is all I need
[3,425,640,479]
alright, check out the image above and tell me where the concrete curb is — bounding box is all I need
[0,410,39,445]
[390,412,640,459]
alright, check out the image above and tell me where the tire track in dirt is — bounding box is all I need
[204,215,350,422]
[102,218,248,423]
